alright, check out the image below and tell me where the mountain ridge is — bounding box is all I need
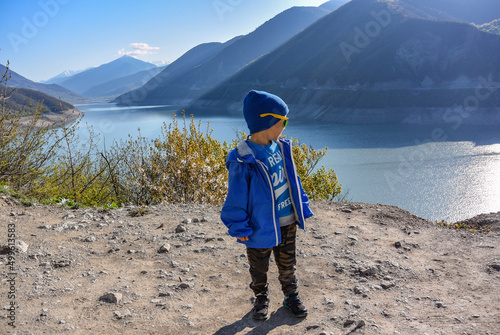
[59,55,156,95]
[114,6,330,106]
[185,0,500,124]
[3,87,74,116]
[0,64,88,104]
[82,66,167,99]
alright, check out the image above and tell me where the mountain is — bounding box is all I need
[403,0,500,24]
[59,55,156,95]
[114,6,329,106]
[477,19,500,35]
[114,39,240,106]
[42,68,88,85]
[3,87,74,116]
[187,0,500,125]
[0,64,88,104]
[320,0,350,11]
[82,65,166,98]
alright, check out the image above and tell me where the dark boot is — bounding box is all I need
[252,293,270,320]
[283,291,308,318]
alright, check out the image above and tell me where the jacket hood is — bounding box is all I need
[225,140,255,169]
[226,138,292,168]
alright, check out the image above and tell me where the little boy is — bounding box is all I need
[221,90,313,320]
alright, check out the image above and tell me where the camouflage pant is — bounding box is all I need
[246,223,298,296]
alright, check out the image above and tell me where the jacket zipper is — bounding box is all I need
[256,160,280,246]
[278,140,306,226]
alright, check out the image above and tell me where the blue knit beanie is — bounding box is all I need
[243,90,289,134]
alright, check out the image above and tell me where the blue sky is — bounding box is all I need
[0,0,327,82]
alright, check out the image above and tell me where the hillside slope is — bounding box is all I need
[59,55,156,95]
[188,0,500,124]
[114,39,241,106]
[403,0,500,24]
[114,6,329,106]
[0,64,88,104]
[83,66,166,99]
[4,87,74,115]
[0,199,498,334]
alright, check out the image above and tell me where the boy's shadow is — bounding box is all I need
[212,307,306,335]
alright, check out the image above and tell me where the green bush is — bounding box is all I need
[291,140,341,201]
[139,112,231,204]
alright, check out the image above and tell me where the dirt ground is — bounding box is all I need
[1,197,499,335]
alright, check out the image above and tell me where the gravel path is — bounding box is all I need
[1,197,499,334]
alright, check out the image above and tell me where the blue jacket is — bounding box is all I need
[220,138,314,248]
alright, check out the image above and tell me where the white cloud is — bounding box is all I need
[118,43,160,57]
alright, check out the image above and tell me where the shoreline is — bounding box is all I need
[15,109,83,130]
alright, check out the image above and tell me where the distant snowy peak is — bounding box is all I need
[151,60,170,67]
[57,55,156,95]
[42,68,88,84]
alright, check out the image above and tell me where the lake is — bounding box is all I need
[73,103,500,223]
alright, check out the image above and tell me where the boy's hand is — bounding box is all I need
[236,236,249,242]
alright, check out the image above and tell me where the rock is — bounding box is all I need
[488,261,500,272]
[113,309,131,319]
[99,292,122,304]
[52,259,72,268]
[175,224,187,233]
[323,297,335,305]
[381,281,395,289]
[182,218,192,224]
[179,282,193,289]
[158,244,171,253]
[353,285,368,295]
[16,240,29,253]
[83,236,96,243]
[436,301,447,308]
[0,240,29,254]
[0,245,11,255]
[343,320,356,327]
[382,310,391,317]
[359,265,378,276]
[354,320,366,330]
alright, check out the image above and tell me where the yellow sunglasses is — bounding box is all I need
[260,113,288,128]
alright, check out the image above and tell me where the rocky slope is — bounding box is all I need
[0,197,499,334]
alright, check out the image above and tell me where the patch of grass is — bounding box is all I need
[44,197,81,209]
